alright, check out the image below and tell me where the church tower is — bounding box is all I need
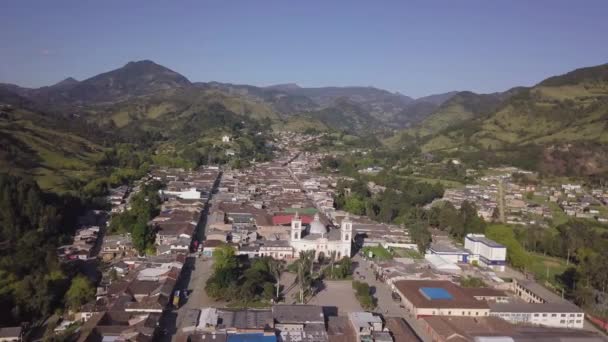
[291,212,302,241]
[341,214,353,242]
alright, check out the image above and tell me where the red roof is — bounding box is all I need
[272,214,313,226]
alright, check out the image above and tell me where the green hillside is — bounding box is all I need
[0,106,104,191]
[387,63,608,176]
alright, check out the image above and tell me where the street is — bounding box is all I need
[352,255,432,342]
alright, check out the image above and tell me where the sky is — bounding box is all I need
[1,1,607,98]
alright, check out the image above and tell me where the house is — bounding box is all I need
[347,312,383,340]
[0,327,22,342]
[272,305,327,342]
[101,234,135,261]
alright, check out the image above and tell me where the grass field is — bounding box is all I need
[399,175,465,188]
[527,252,569,288]
[393,248,423,259]
[361,245,393,261]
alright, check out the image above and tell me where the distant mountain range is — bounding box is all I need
[388,63,608,176]
[1,60,607,180]
[0,60,459,132]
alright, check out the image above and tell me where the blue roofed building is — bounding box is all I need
[393,280,490,318]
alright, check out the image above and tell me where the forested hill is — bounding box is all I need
[388,63,608,177]
[0,174,85,325]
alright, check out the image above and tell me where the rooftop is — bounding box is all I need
[393,280,489,310]
[272,304,325,324]
[466,234,505,248]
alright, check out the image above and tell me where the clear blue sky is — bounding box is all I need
[1,0,607,97]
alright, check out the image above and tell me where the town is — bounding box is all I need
[18,132,602,342]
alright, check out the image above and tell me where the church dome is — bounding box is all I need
[308,213,327,235]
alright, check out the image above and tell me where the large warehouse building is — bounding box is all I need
[392,280,490,318]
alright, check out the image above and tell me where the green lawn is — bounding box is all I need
[361,245,393,261]
[398,175,464,189]
[527,252,569,288]
[393,248,424,259]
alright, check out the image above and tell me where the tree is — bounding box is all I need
[131,221,150,254]
[213,245,237,272]
[268,259,285,300]
[64,275,95,309]
[296,250,315,303]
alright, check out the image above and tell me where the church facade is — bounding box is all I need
[290,213,352,260]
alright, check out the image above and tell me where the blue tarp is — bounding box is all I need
[420,287,453,300]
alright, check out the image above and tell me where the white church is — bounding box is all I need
[290,213,352,260]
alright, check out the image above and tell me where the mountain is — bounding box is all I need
[414,91,460,106]
[266,83,302,91]
[390,63,608,176]
[0,60,460,133]
[0,60,192,110]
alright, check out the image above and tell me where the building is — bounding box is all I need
[383,318,421,342]
[290,213,352,260]
[461,287,509,303]
[392,280,490,318]
[489,302,585,329]
[499,279,586,329]
[347,312,383,340]
[259,240,294,260]
[419,316,513,342]
[0,327,22,342]
[426,242,470,264]
[272,305,327,342]
[464,234,507,271]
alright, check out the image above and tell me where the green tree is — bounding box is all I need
[64,275,95,309]
[213,245,237,272]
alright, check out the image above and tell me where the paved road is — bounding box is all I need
[353,256,432,342]
[497,180,506,223]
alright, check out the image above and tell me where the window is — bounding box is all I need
[577,313,583,317]
[448,311,451,315]
[570,314,575,317]
[560,320,565,324]
[462,311,465,315]
[542,313,547,317]
[476,312,479,316]
[533,314,539,317]
[551,314,557,317]
[576,320,582,323]
[561,314,566,317]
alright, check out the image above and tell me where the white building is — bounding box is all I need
[464,234,507,271]
[426,242,470,264]
[490,302,584,329]
[290,213,352,260]
[222,135,231,143]
[159,188,201,200]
